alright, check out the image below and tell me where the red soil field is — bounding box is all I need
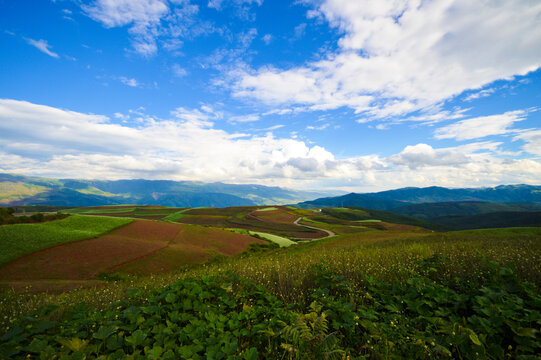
[0,220,265,280]
[250,209,298,224]
[116,225,265,275]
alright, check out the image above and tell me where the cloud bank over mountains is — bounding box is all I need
[1,99,540,191]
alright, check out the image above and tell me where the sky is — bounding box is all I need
[0,0,540,192]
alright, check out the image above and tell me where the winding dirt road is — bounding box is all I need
[294,217,335,238]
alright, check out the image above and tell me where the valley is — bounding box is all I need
[0,202,540,359]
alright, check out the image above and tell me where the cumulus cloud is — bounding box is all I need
[434,110,530,141]
[2,99,541,190]
[25,38,59,58]
[229,0,541,120]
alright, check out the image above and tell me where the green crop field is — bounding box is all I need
[0,215,133,266]
[161,208,192,222]
[62,207,137,215]
[254,207,278,212]
[228,228,296,247]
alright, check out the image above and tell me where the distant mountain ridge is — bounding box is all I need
[0,173,340,208]
[297,185,541,231]
[298,184,541,210]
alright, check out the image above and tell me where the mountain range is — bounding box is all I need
[0,173,339,208]
[298,185,541,230]
[298,185,541,210]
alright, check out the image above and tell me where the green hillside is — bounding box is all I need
[320,207,446,231]
[431,211,541,230]
[391,201,541,219]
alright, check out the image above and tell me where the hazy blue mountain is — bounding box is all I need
[297,193,404,210]
[0,173,339,207]
[364,185,541,204]
[299,184,541,210]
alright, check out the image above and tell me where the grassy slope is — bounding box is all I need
[322,207,446,231]
[430,211,541,230]
[0,215,133,265]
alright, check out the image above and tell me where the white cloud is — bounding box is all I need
[388,142,497,169]
[25,38,59,58]
[306,123,330,131]
[83,0,170,56]
[2,99,541,190]
[434,110,530,141]
[293,23,306,39]
[229,0,541,120]
[229,114,260,123]
[262,34,272,45]
[464,88,496,102]
[172,64,188,77]
[119,77,140,87]
[208,0,263,13]
[514,130,541,156]
[83,0,168,28]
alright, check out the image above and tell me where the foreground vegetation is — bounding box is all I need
[0,215,132,265]
[1,226,540,358]
[1,257,539,359]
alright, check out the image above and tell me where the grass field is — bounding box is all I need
[0,215,132,265]
[227,228,296,247]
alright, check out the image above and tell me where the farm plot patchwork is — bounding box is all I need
[0,219,266,282]
[62,206,185,220]
[114,224,266,275]
[0,215,133,266]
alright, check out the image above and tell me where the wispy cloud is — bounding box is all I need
[119,77,140,87]
[25,38,59,58]
[229,114,260,123]
[434,109,531,141]
[262,34,272,45]
[172,64,188,77]
[464,88,496,102]
[306,123,330,131]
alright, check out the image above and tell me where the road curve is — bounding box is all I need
[294,217,335,238]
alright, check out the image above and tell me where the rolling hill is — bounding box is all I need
[391,201,541,219]
[430,211,541,230]
[296,192,404,210]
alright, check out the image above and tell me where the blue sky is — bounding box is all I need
[0,0,540,192]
